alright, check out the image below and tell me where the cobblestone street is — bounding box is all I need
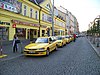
[0,37,100,75]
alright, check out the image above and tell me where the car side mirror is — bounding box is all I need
[49,41,51,44]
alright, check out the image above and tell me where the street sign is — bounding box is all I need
[12,24,16,28]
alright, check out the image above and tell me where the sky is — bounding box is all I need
[52,0,100,32]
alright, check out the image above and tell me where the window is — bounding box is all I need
[47,16,52,23]
[30,8,33,18]
[44,14,47,21]
[34,30,37,35]
[35,11,38,19]
[24,5,27,16]
[0,27,9,40]
[42,14,44,21]
[42,30,45,36]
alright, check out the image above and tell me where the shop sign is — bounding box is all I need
[11,20,40,27]
[0,1,22,14]
[0,2,17,13]
[12,24,16,28]
[41,25,47,28]
[0,21,10,25]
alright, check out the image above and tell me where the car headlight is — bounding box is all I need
[58,42,61,43]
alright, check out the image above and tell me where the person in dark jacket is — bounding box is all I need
[73,34,76,42]
[12,34,19,53]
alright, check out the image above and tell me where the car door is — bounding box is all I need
[49,37,56,51]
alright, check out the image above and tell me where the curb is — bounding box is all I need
[0,54,7,58]
[0,54,23,62]
[87,38,100,57]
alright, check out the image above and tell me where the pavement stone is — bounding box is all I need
[0,40,30,62]
[87,37,100,57]
[0,37,100,75]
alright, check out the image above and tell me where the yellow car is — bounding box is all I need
[64,35,70,44]
[24,37,57,56]
[55,36,66,47]
[69,35,74,42]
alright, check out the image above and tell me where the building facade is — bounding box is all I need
[0,0,79,41]
[57,6,79,35]
[54,7,66,36]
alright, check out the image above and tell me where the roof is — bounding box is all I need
[29,0,44,5]
[36,0,44,4]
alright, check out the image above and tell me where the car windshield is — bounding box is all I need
[66,36,70,38]
[35,38,48,43]
[56,37,62,40]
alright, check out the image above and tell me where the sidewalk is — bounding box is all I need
[87,37,100,57]
[0,40,30,62]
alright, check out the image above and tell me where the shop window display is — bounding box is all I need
[16,28,26,40]
[0,27,9,40]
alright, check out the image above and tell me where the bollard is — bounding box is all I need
[0,45,2,55]
[0,38,7,58]
[20,42,23,53]
[96,37,99,47]
[0,38,2,55]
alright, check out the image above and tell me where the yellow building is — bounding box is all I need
[54,7,66,36]
[0,0,40,41]
[54,16,66,36]
[39,0,66,36]
[0,0,66,41]
[39,0,53,37]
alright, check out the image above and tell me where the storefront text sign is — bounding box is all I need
[11,20,40,27]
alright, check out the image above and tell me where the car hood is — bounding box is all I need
[25,43,49,49]
[56,40,62,42]
[65,38,69,40]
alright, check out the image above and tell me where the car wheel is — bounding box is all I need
[55,45,58,51]
[46,49,50,56]
[64,43,66,46]
[61,43,63,47]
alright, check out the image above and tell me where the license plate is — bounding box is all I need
[29,51,35,53]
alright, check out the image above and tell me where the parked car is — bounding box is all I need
[64,35,71,43]
[24,37,57,56]
[55,36,66,47]
[69,35,74,42]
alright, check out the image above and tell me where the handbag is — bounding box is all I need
[15,40,21,43]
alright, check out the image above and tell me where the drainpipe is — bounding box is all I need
[52,0,54,36]
[38,6,42,37]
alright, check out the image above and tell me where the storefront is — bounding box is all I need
[40,25,47,37]
[0,20,10,41]
[0,27,9,40]
[12,20,39,40]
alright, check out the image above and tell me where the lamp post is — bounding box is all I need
[52,0,54,36]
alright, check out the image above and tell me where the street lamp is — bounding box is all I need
[52,0,54,36]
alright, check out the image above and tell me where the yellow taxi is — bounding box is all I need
[55,36,66,47]
[24,37,57,56]
[64,35,70,43]
[69,35,74,42]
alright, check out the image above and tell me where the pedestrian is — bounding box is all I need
[12,34,19,53]
[73,34,76,42]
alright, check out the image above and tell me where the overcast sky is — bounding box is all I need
[52,0,100,32]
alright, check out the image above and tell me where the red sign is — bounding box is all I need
[12,24,16,28]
